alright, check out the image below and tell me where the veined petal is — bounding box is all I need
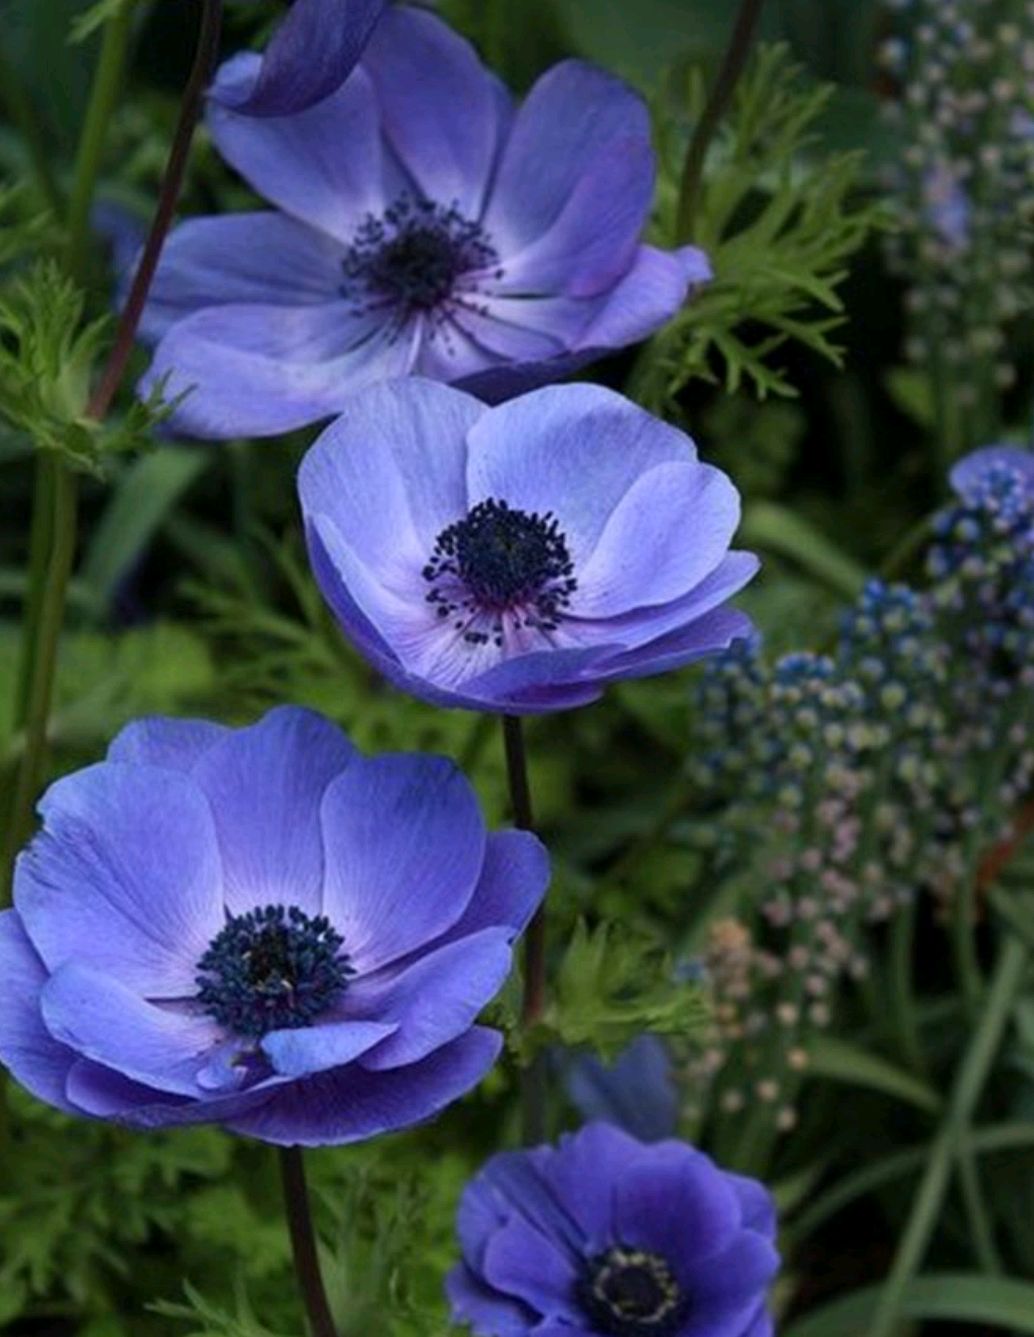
[0,911,76,1113]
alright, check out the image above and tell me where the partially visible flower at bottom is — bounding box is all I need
[0,706,548,1145]
[448,1122,779,1336]
[564,1036,678,1143]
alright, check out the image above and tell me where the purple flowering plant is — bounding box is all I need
[138,5,710,438]
[0,706,548,1145]
[10,0,1014,1332]
[448,1122,779,1337]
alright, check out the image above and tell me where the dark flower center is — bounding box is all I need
[196,904,351,1038]
[578,1247,687,1337]
[341,195,501,322]
[422,498,577,647]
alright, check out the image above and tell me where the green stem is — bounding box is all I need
[958,1144,1003,1274]
[888,895,925,1074]
[501,715,547,1144]
[279,1147,339,1337]
[0,38,63,213]
[66,0,139,279]
[868,935,1028,1337]
[675,0,767,240]
[1,460,78,901]
[14,460,56,728]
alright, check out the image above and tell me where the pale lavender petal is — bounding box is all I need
[261,1019,397,1078]
[189,705,357,918]
[361,7,512,216]
[574,243,711,348]
[40,964,223,1096]
[208,61,386,242]
[320,754,486,972]
[349,927,513,1069]
[297,376,481,563]
[465,383,696,560]
[0,910,76,1113]
[140,212,342,342]
[596,606,755,680]
[434,830,550,945]
[142,301,420,439]
[15,763,223,998]
[574,461,741,616]
[106,716,229,771]
[485,60,650,256]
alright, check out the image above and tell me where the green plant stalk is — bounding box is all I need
[888,895,925,1075]
[0,38,63,213]
[958,1145,1003,1275]
[65,0,139,280]
[501,715,547,1144]
[868,934,1028,1337]
[14,461,56,727]
[1,461,78,899]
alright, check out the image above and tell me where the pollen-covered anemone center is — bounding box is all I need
[341,194,501,320]
[423,498,578,648]
[196,904,351,1038]
[578,1247,687,1337]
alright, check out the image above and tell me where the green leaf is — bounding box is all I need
[80,448,210,613]
[739,501,867,599]
[807,1036,944,1115]
[786,1274,1034,1337]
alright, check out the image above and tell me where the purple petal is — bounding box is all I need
[190,706,356,918]
[261,1019,397,1078]
[486,60,650,258]
[140,213,342,343]
[574,243,711,349]
[446,1263,537,1336]
[465,384,696,560]
[0,910,76,1113]
[211,0,387,118]
[208,61,386,242]
[684,1236,780,1337]
[142,301,419,439]
[548,1122,646,1245]
[348,927,513,1070]
[727,1172,778,1239]
[15,763,223,998]
[40,964,223,1096]
[565,1040,679,1144]
[298,377,482,563]
[107,716,229,771]
[596,605,755,680]
[559,551,759,652]
[320,753,487,972]
[361,7,512,216]
[482,1216,580,1321]
[574,461,741,616]
[612,1145,741,1264]
[950,444,1034,500]
[221,1026,502,1145]
[66,1057,274,1128]
[492,135,654,297]
[435,830,550,945]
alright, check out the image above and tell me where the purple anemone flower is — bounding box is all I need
[214,0,387,118]
[0,707,547,1145]
[297,379,758,714]
[447,1122,780,1337]
[139,5,710,439]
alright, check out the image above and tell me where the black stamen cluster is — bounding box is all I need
[423,498,577,647]
[196,904,351,1038]
[578,1247,687,1337]
[341,194,501,322]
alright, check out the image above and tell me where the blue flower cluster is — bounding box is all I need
[882,0,1034,426]
[685,443,1034,1132]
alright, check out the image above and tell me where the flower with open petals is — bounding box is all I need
[297,379,757,714]
[448,1122,780,1337]
[140,6,710,439]
[0,707,547,1145]
[213,0,387,117]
